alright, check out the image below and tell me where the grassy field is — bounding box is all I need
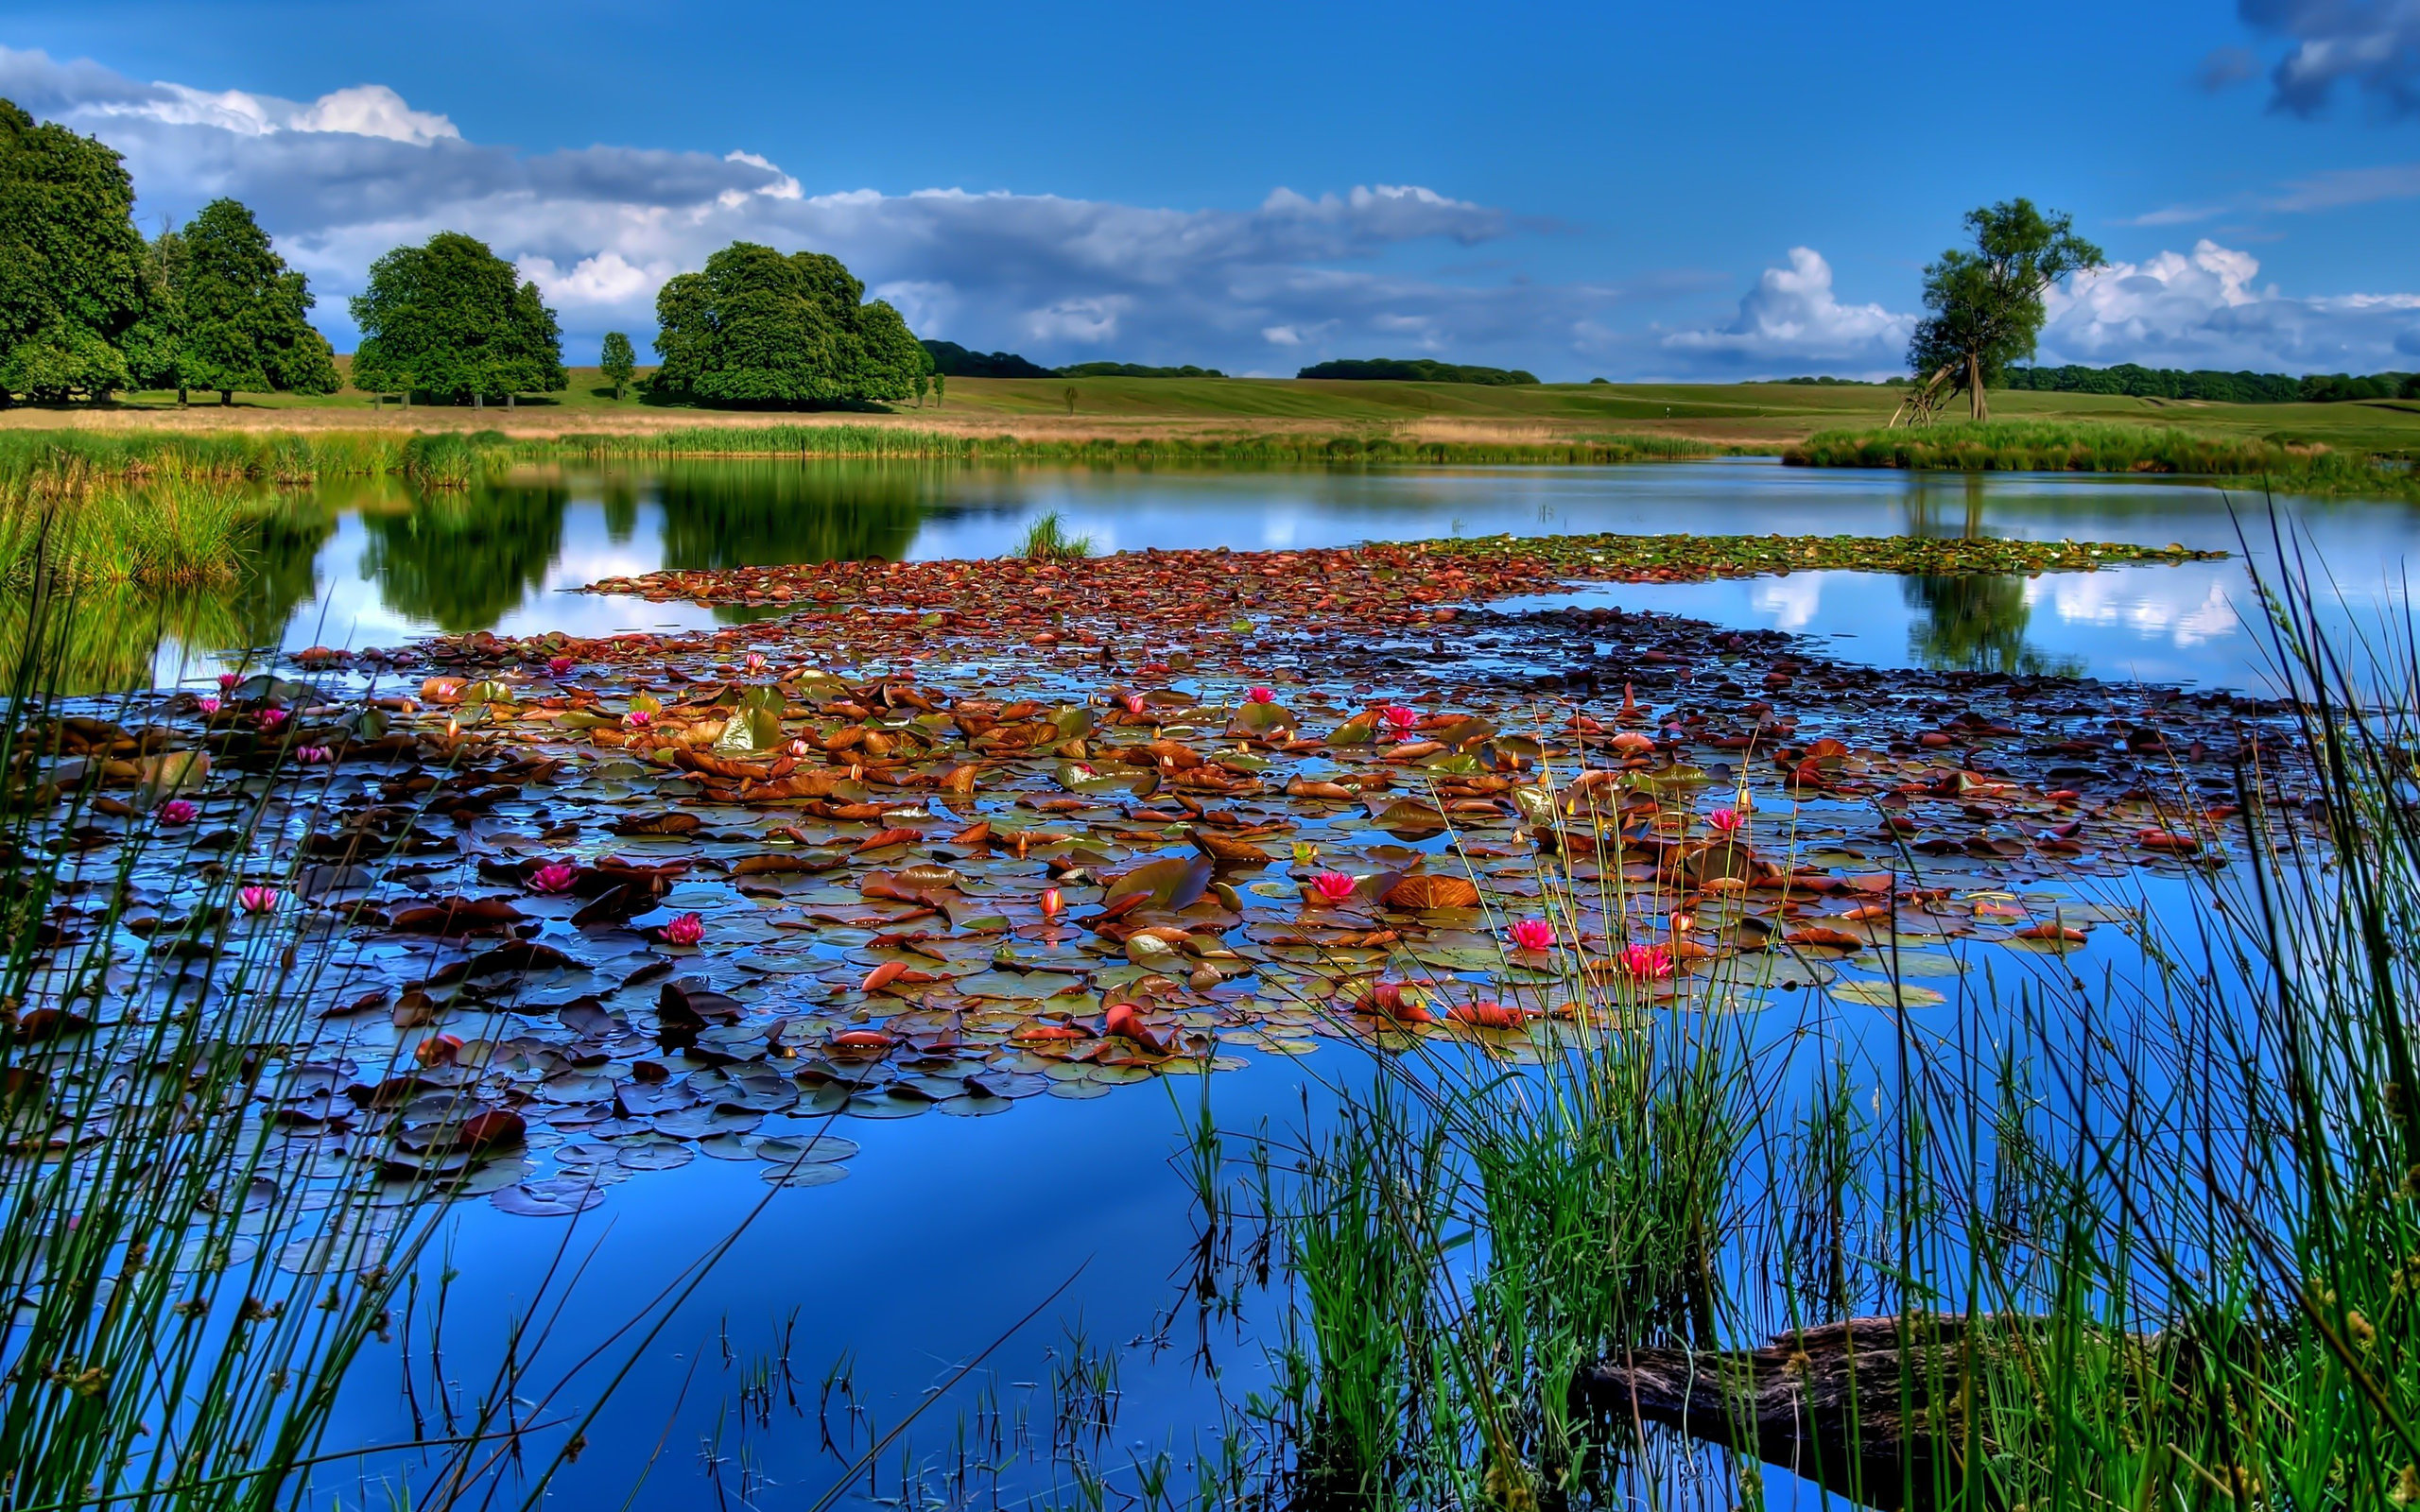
[6,369,2417,455]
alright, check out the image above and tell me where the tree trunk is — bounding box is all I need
[474,393,483,411]
[219,390,232,407]
[1967,351,1987,422]
[506,392,515,409]
[177,387,189,408]
[1888,364,1958,429]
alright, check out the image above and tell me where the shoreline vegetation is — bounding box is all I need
[1786,419,2420,499]
[0,414,2413,493]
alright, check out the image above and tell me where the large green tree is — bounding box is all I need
[1895,199,2104,425]
[127,198,338,404]
[649,243,924,406]
[0,97,148,403]
[349,232,565,404]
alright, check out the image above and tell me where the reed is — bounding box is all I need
[0,469,267,592]
[1017,510,1094,561]
[1201,541,2420,1509]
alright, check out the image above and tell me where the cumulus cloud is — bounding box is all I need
[1652,248,1913,377]
[2241,0,2420,117]
[1649,240,2420,379]
[2040,238,2420,371]
[0,45,1627,370]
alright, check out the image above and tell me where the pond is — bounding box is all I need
[103,458,2420,696]
[21,458,2408,1509]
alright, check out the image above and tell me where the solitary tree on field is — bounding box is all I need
[912,371,928,407]
[127,198,337,405]
[1063,385,1077,416]
[648,242,923,406]
[932,373,945,407]
[350,232,565,406]
[1893,199,2103,427]
[599,331,635,399]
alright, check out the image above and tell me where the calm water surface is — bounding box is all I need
[114,457,2420,695]
[124,462,2417,1506]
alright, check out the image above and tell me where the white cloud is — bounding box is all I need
[2040,238,2420,371]
[0,46,1618,369]
[1653,248,1913,376]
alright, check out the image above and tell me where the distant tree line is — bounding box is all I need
[1058,361,1225,378]
[1298,358,1539,385]
[1998,362,2419,404]
[917,341,1223,380]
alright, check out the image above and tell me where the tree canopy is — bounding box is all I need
[350,232,566,402]
[599,331,636,398]
[126,198,337,404]
[1297,358,1538,385]
[0,97,148,402]
[650,243,925,406]
[1900,199,2103,423]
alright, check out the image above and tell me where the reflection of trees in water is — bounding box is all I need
[649,462,933,625]
[360,483,567,634]
[600,477,639,545]
[227,498,338,651]
[653,462,928,568]
[1902,573,2083,677]
[2,583,245,695]
[1897,474,2080,675]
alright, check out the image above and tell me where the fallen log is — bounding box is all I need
[1573,1314,2014,1511]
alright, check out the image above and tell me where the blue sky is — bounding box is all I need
[5,0,2418,377]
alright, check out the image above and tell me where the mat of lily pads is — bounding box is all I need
[8,529,2291,1241]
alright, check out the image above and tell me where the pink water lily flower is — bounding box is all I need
[1041,886,1063,918]
[237,885,281,916]
[196,696,221,715]
[547,656,575,676]
[1311,870,1358,905]
[660,912,705,947]
[295,746,332,765]
[1246,686,1275,704]
[1121,694,1148,716]
[216,672,240,693]
[745,652,768,675]
[1707,807,1745,834]
[156,798,198,825]
[1619,942,1674,981]
[623,709,653,730]
[256,709,288,730]
[1507,918,1556,953]
[1380,705,1419,737]
[527,862,579,895]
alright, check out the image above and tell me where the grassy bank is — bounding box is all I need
[1787,419,2419,497]
[14,375,2418,455]
[0,424,1736,474]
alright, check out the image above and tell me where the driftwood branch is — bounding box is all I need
[1575,1314,2011,1511]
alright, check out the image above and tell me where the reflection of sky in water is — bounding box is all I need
[161,459,2420,696]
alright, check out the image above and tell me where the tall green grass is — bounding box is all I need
[1787,419,2418,498]
[0,468,268,591]
[526,425,1733,467]
[1201,555,2420,1509]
